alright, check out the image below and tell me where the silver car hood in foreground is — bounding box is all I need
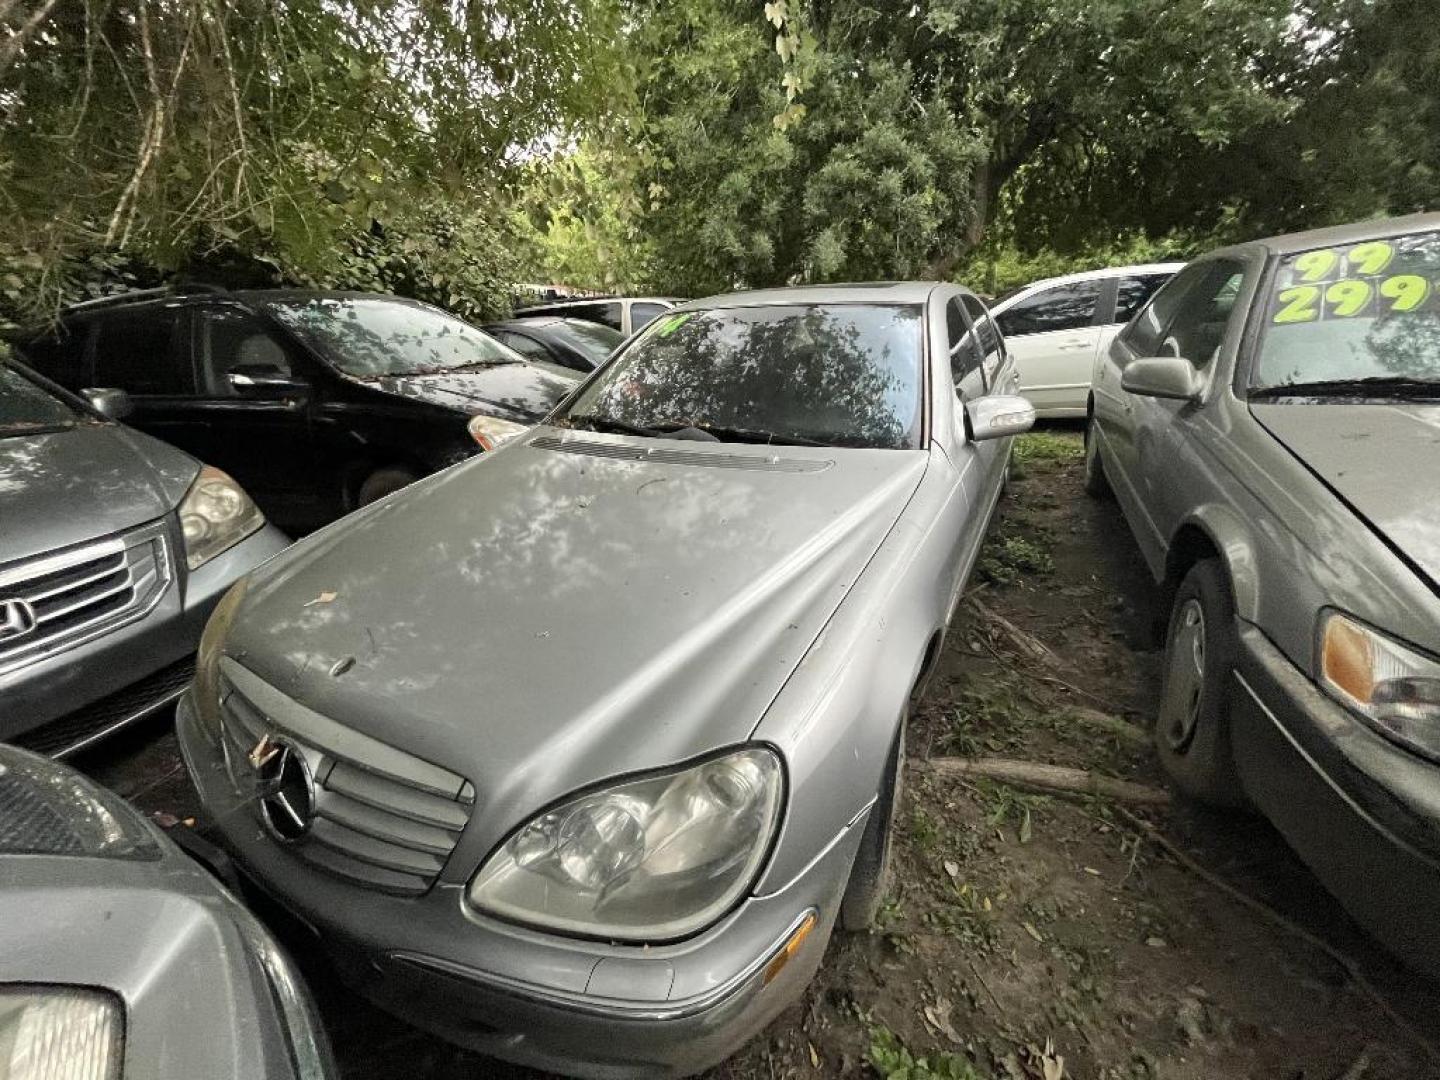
[1254,400,1440,592]
[227,429,928,825]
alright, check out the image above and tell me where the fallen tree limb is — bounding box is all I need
[1113,806,1440,1069]
[1066,706,1149,746]
[968,597,1065,670]
[927,756,1170,806]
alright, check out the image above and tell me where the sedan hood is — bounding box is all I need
[362,363,578,421]
[0,423,197,563]
[227,429,927,841]
[1253,401,1440,590]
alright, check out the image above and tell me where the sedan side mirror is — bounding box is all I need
[81,386,134,421]
[965,394,1035,442]
[227,363,309,398]
[1121,356,1202,402]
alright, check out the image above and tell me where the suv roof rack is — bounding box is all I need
[65,283,227,313]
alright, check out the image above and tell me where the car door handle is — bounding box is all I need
[1057,339,1094,350]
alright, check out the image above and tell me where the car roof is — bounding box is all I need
[1003,262,1188,295]
[56,287,419,319]
[515,296,679,311]
[674,282,945,310]
[1236,211,1440,258]
[486,316,617,333]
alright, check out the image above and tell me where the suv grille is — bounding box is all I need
[0,523,171,675]
[216,657,474,896]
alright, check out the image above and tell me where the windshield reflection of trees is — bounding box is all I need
[569,305,920,448]
[270,299,518,377]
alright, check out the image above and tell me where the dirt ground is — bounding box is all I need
[83,426,1440,1080]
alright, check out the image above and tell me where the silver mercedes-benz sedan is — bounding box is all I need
[175,283,1034,1077]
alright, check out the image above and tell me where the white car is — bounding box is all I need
[990,263,1184,418]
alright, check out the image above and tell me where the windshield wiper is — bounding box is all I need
[650,421,829,447]
[1252,376,1440,400]
[562,414,662,438]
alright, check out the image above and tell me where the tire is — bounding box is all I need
[840,716,906,932]
[356,466,420,507]
[1083,417,1112,499]
[1154,560,1246,807]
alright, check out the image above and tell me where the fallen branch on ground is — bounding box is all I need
[927,756,1170,806]
[969,597,1065,670]
[1066,706,1149,746]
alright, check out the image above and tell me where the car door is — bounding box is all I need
[186,301,323,522]
[993,280,1104,415]
[935,294,994,615]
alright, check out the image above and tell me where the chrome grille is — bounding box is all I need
[0,523,171,675]
[529,434,834,473]
[216,657,473,896]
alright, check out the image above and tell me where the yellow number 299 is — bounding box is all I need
[1379,274,1430,312]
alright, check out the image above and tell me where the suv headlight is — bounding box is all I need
[180,465,265,570]
[1320,611,1440,757]
[0,987,124,1079]
[468,747,784,941]
[467,415,527,450]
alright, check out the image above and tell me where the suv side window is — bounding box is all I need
[995,281,1102,338]
[1158,260,1245,368]
[1113,273,1173,324]
[92,306,192,394]
[197,306,295,396]
[947,297,982,392]
[16,321,90,387]
[630,302,668,331]
[961,294,1004,388]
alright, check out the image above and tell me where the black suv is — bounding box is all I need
[16,289,579,532]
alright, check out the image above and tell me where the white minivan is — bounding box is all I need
[990,262,1184,418]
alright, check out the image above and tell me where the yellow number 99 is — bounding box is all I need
[1379,274,1430,312]
[1293,250,1338,282]
[1325,279,1371,317]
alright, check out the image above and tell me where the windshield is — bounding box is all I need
[266,297,525,377]
[1254,230,1440,390]
[0,361,82,437]
[556,303,923,449]
[549,320,624,363]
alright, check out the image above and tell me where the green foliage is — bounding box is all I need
[868,1025,984,1080]
[979,534,1054,585]
[1012,432,1083,467]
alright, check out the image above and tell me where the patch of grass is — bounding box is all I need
[867,1025,985,1080]
[910,807,942,854]
[978,533,1054,585]
[1012,430,1083,471]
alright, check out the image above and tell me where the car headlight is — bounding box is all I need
[467,415,528,450]
[0,986,124,1079]
[180,465,265,570]
[192,577,250,739]
[1320,611,1440,757]
[468,747,784,941]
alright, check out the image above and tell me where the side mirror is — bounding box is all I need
[1121,356,1202,402]
[81,386,134,421]
[966,394,1035,442]
[227,363,309,398]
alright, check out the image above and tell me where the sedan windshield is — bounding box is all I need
[556,303,923,449]
[0,361,82,437]
[1253,229,1440,393]
[267,297,524,378]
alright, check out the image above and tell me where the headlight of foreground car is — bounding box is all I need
[468,747,784,941]
[0,986,124,1079]
[192,577,249,738]
[180,465,265,570]
[1320,611,1440,757]
[467,415,528,451]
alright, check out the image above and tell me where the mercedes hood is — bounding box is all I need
[0,422,198,563]
[1253,400,1440,590]
[224,429,928,839]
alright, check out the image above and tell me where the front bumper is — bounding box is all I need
[177,691,859,1078]
[0,522,288,749]
[1231,622,1440,968]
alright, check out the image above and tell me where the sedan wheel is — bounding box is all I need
[1153,560,1246,807]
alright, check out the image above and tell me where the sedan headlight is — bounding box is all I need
[1320,611,1440,757]
[180,465,265,570]
[467,415,528,451]
[468,747,784,941]
[0,987,124,1079]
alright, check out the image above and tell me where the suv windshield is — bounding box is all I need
[266,297,524,377]
[556,303,923,449]
[0,360,82,437]
[1254,230,1440,393]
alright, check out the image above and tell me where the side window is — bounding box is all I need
[196,307,294,397]
[962,294,1005,387]
[995,281,1102,338]
[15,321,90,388]
[1159,260,1246,368]
[946,298,982,392]
[92,307,192,394]
[1113,274,1173,324]
[1120,266,1206,356]
[630,302,668,331]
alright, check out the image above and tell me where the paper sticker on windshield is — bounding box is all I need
[1271,237,1439,325]
[654,313,692,338]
